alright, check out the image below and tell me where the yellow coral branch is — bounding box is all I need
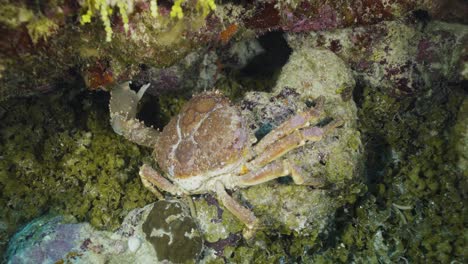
[79,0,217,41]
[170,0,185,19]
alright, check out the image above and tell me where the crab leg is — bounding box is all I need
[250,119,343,168]
[139,164,186,198]
[116,119,161,148]
[239,160,326,187]
[252,96,325,157]
[214,181,258,230]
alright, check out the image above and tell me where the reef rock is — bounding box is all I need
[286,19,468,97]
[6,200,203,264]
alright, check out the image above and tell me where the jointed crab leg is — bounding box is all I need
[139,164,186,197]
[215,181,258,230]
[117,119,161,148]
[252,96,325,156]
[239,160,326,187]
[250,119,344,168]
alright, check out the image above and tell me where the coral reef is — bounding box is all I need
[0,0,222,100]
[1,0,467,262]
[304,82,466,263]
[297,20,466,264]
[286,18,468,97]
[280,19,466,262]
[2,0,467,100]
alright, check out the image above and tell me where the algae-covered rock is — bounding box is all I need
[142,200,203,263]
[193,195,243,243]
[272,48,361,185]
[286,19,468,97]
[230,47,363,236]
[6,213,139,264]
[274,47,356,105]
[242,185,334,234]
[301,39,467,262]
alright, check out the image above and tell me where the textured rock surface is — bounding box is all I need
[286,19,468,97]
[142,200,203,263]
[6,200,203,263]
[2,1,467,100]
[232,47,363,237]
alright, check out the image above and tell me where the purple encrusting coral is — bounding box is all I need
[283,4,339,32]
[42,240,75,261]
[287,17,467,98]
[7,216,82,264]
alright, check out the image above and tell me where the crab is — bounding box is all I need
[109,82,343,234]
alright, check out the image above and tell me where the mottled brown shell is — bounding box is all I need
[155,92,248,179]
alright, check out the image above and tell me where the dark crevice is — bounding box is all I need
[240,31,292,80]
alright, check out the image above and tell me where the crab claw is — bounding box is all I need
[110,82,150,135]
[109,82,159,147]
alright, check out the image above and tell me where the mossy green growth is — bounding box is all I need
[0,4,34,28]
[0,89,154,254]
[450,97,468,175]
[157,94,188,126]
[324,131,362,184]
[0,3,57,44]
[226,244,287,264]
[26,16,58,44]
[309,85,466,262]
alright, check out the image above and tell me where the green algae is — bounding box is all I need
[26,15,58,44]
[450,98,468,175]
[0,3,58,44]
[225,245,286,263]
[0,3,34,28]
[0,88,155,254]
[306,84,467,262]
